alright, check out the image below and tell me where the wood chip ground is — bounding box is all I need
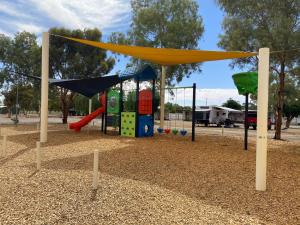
[0,124,299,225]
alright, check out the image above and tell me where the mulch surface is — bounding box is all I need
[0,124,299,224]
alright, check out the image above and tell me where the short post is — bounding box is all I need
[36,141,41,170]
[221,125,224,136]
[37,122,40,131]
[2,135,7,157]
[92,150,99,190]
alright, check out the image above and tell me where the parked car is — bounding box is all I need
[246,111,272,130]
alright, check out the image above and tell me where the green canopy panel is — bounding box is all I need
[232,72,258,95]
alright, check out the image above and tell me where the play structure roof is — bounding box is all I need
[61,36,257,65]
[51,75,120,98]
[50,65,157,98]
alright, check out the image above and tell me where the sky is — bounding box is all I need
[0,0,246,106]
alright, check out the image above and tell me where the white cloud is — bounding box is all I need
[0,0,131,36]
[14,22,45,34]
[28,0,131,30]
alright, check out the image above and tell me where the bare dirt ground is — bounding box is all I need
[0,122,299,225]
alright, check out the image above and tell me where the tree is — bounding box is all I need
[282,76,300,128]
[110,0,204,84]
[222,98,242,110]
[0,32,40,90]
[2,84,36,116]
[217,0,300,139]
[73,94,100,115]
[49,28,115,123]
[0,32,41,117]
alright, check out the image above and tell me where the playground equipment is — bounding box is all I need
[69,94,106,132]
[232,72,258,150]
[54,65,157,138]
[40,33,270,191]
[160,85,196,140]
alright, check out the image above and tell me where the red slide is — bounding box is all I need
[69,93,106,132]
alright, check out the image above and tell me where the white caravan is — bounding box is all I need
[195,106,243,127]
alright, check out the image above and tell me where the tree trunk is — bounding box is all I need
[62,103,68,124]
[285,116,293,129]
[60,90,75,124]
[274,62,285,139]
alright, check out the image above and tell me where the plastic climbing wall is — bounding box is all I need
[121,112,136,137]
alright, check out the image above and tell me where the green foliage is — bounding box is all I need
[49,28,115,80]
[0,32,40,89]
[165,102,191,113]
[73,94,100,115]
[2,84,36,114]
[282,76,300,127]
[222,98,242,110]
[217,0,300,139]
[217,0,300,67]
[49,27,116,123]
[110,0,204,84]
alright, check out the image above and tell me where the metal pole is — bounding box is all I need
[256,48,270,191]
[244,93,249,150]
[192,83,196,141]
[160,66,166,129]
[40,32,49,143]
[104,91,108,134]
[101,113,104,132]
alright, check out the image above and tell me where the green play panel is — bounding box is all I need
[121,112,136,137]
[107,90,120,114]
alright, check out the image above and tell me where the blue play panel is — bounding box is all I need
[138,115,154,137]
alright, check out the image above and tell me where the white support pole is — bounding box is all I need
[2,135,7,157]
[40,32,49,143]
[160,66,166,128]
[256,48,270,191]
[92,150,99,190]
[36,141,41,170]
[89,98,92,114]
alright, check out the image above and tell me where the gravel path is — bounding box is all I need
[0,124,299,224]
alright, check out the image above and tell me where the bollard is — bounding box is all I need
[221,125,224,136]
[92,150,99,190]
[37,123,40,131]
[36,141,41,170]
[2,135,7,157]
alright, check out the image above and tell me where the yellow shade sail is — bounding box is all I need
[61,36,257,66]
